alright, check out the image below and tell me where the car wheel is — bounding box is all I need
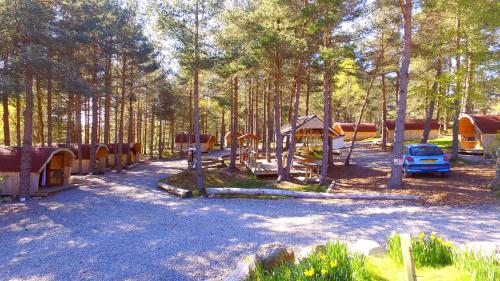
[404,167,412,178]
[441,172,450,178]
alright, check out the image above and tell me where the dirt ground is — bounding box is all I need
[330,144,498,206]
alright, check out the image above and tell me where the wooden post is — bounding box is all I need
[400,233,417,281]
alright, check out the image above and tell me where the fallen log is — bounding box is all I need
[205,187,419,201]
[157,182,193,198]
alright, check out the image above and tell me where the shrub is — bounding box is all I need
[387,232,454,268]
[249,242,370,281]
[454,248,500,281]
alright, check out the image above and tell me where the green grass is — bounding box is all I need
[366,255,471,281]
[455,248,500,281]
[387,232,454,268]
[405,136,453,149]
[249,241,370,281]
[163,169,326,197]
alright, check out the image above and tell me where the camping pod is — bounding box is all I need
[458,114,500,152]
[0,147,75,196]
[130,143,141,162]
[333,123,377,141]
[107,143,132,168]
[175,134,216,153]
[56,144,109,174]
[386,119,439,141]
[224,132,242,147]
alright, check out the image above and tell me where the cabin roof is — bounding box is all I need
[280,115,341,136]
[468,115,500,134]
[55,144,108,159]
[0,146,75,173]
[386,119,439,130]
[336,123,377,133]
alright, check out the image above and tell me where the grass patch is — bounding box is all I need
[163,169,326,197]
[387,232,454,268]
[366,254,470,281]
[455,248,500,281]
[405,135,453,149]
[250,241,370,281]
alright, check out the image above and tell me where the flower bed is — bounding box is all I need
[237,233,499,281]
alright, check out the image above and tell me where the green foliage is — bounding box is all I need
[454,248,500,281]
[249,241,370,281]
[387,232,454,268]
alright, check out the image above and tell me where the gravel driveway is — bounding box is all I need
[1,160,499,281]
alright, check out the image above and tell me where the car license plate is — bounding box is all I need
[421,159,436,163]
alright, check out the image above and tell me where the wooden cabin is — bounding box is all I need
[175,134,216,153]
[459,114,500,152]
[224,132,242,147]
[333,123,377,141]
[0,147,75,196]
[386,119,439,141]
[107,143,133,168]
[56,144,109,174]
[280,115,344,149]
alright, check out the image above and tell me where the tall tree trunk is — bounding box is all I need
[274,25,284,182]
[170,114,175,154]
[451,13,461,160]
[16,92,21,146]
[193,0,204,194]
[35,78,44,146]
[2,95,10,146]
[158,119,163,159]
[388,0,412,189]
[345,73,377,165]
[20,66,34,199]
[266,79,272,163]
[381,74,388,149]
[66,93,74,144]
[284,58,304,180]
[76,95,83,175]
[117,54,127,172]
[305,69,310,116]
[46,69,52,146]
[422,58,442,143]
[320,28,333,185]
[104,53,112,144]
[220,108,225,150]
[2,51,10,146]
[150,103,155,158]
[228,76,238,170]
[127,67,134,164]
[89,53,99,174]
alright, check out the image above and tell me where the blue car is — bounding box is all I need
[403,144,450,178]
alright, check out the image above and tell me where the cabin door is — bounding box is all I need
[48,153,65,186]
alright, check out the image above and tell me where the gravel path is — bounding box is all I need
[1,160,499,281]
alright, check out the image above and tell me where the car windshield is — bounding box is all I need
[410,146,443,156]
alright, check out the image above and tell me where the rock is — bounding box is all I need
[295,244,326,263]
[255,242,294,272]
[349,239,386,256]
[225,255,256,281]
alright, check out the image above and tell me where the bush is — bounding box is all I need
[454,248,500,281]
[249,242,370,281]
[387,232,454,268]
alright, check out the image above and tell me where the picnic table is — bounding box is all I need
[303,162,322,178]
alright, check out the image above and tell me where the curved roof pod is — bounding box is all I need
[130,143,141,154]
[107,143,133,154]
[385,119,440,130]
[458,114,500,151]
[0,146,75,173]
[333,123,377,133]
[225,132,242,147]
[55,144,109,160]
[175,134,214,144]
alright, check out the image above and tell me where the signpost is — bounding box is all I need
[401,233,417,281]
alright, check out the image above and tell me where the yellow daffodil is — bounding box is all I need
[320,254,327,261]
[430,234,436,241]
[419,232,425,239]
[304,268,315,277]
[330,260,337,268]
[437,237,443,243]
[444,241,453,247]
[321,268,328,275]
